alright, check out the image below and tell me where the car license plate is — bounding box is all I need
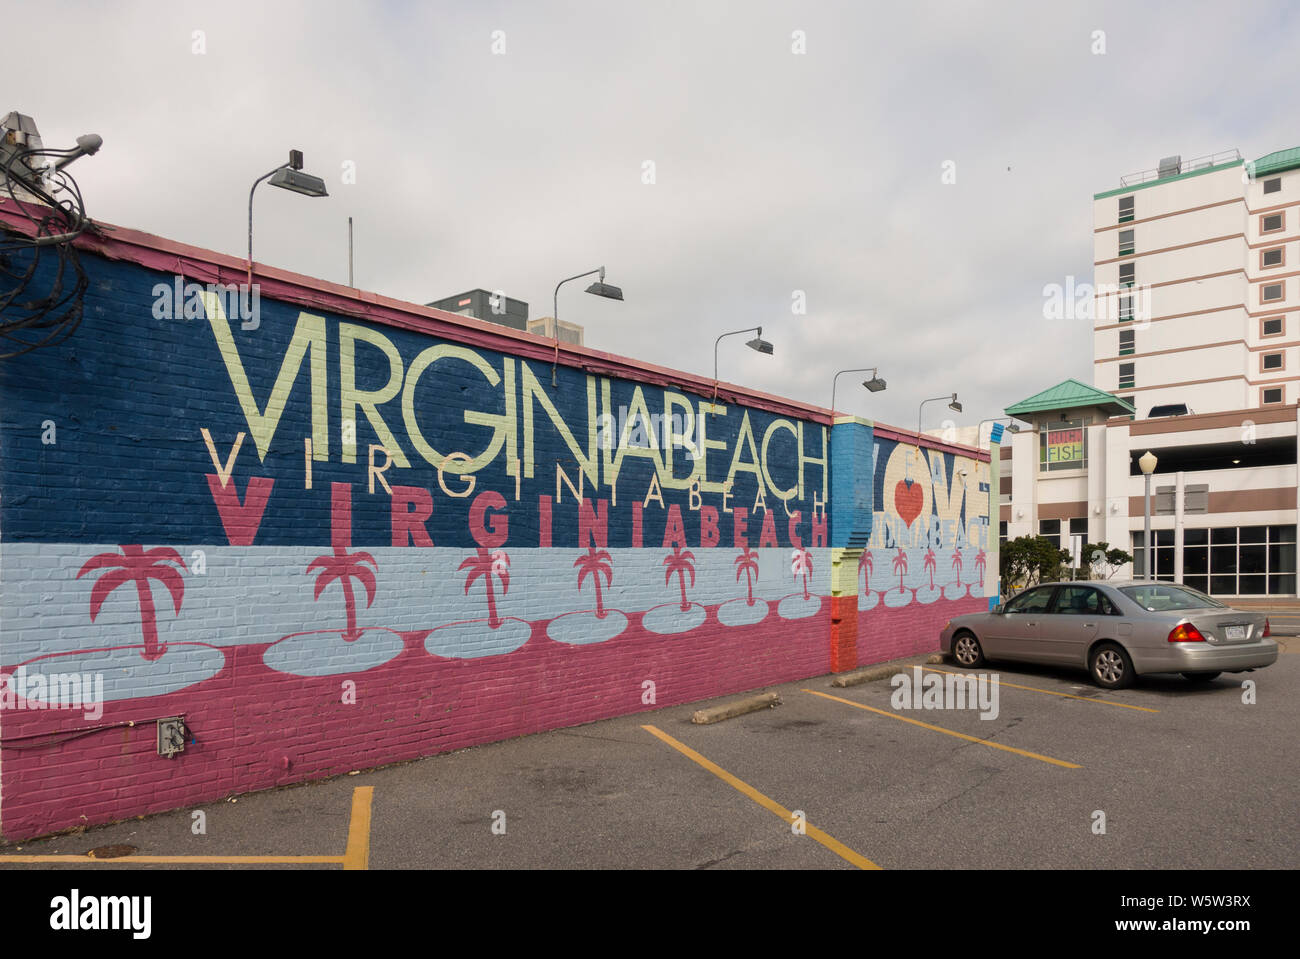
[1225,625,1246,641]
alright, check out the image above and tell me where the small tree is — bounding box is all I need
[999,535,1071,596]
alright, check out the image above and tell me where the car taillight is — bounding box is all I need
[1167,623,1207,643]
[1263,618,1271,638]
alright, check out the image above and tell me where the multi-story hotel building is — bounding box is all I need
[998,148,1300,598]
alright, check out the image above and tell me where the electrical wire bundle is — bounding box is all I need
[0,135,96,359]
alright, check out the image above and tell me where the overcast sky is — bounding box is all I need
[7,1,1297,432]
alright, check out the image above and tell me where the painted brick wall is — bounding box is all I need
[0,215,989,840]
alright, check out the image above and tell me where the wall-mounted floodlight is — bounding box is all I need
[713,326,773,408]
[831,367,886,415]
[248,149,329,284]
[551,265,625,384]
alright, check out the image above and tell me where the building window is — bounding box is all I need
[1262,316,1284,337]
[1118,329,1135,355]
[1262,351,1285,371]
[1261,282,1284,303]
[1261,247,1284,269]
[1118,362,1135,390]
[1118,293,1133,321]
[1118,229,1135,256]
[1040,519,1061,548]
[1131,529,1175,581]
[1118,195,1134,223]
[1039,418,1087,472]
[1116,396,1136,420]
[1183,525,1296,596]
[999,521,1008,542]
[1262,386,1284,404]
[1263,177,1282,195]
[1119,263,1135,287]
[1261,212,1284,234]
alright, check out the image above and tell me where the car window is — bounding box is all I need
[1005,587,1055,614]
[1119,584,1225,611]
[1052,585,1101,615]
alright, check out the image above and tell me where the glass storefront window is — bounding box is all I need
[1183,526,1298,596]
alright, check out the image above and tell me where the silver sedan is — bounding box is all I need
[938,580,1279,689]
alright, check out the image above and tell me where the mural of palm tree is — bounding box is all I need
[790,548,814,600]
[858,549,873,593]
[951,550,964,587]
[574,547,614,619]
[892,548,909,593]
[974,549,987,586]
[77,545,188,662]
[663,546,696,611]
[307,546,378,642]
[460,548,511,628]
[923,548,938,590]
[734,547,759,605]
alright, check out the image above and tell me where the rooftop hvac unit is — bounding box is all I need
[1157,155,1182,179]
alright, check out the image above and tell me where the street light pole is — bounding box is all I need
[551,266,624,385]
[1139,451,1158,581]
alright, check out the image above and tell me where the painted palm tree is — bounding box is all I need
[974,549,987,587]
[460,548,511,628]
[663,546,696,611]
[790,548,814,600]
[77,545,188,662]
[892,548,909,593]
[574,547,614,619]
[923,548,938,590]
[951,550,964,587]
[734,547,759,605]
[858,550,874,594]
[307,546,379,642]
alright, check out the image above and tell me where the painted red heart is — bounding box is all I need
[894,479,924,528]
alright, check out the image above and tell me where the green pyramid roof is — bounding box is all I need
[1005,378,1135,417]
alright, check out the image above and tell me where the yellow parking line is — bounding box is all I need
[343,785,374,870]
[641,724,880,870]
[922,666,1159,713]
[0,787,373,869]
[801,689,1082,769]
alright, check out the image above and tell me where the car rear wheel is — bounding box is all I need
[1182,671,1221,682]
[1090,642,1134,689]
[952,631,985,668]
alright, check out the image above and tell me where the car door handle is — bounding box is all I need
[1025,621,1036,627]
[1082,622,1096,627]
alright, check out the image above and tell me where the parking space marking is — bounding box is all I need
[921,666,1159,712]
[641,724,880,870]
[800,689,1082,769]
[343,785,374,870]
[0,786,374,869]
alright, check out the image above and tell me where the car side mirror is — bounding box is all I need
[993,604,1005,615]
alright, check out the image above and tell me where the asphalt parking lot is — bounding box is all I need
[2,635,1296,870]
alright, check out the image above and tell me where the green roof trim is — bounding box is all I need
[1250,147,1300,178]
[1093,159,1242,200]
[1005,378,1135,417]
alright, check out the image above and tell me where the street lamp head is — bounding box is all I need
[1139,450,1158,475]
[269,165,329,197]
[745,335,774,355]
[863,374,887,393]
[1007,423,1020,432]
[948,396,963,413]
[584,280,624,301]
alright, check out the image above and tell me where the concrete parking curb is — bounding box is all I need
[830,654,946,687]
[691,692,781,724]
